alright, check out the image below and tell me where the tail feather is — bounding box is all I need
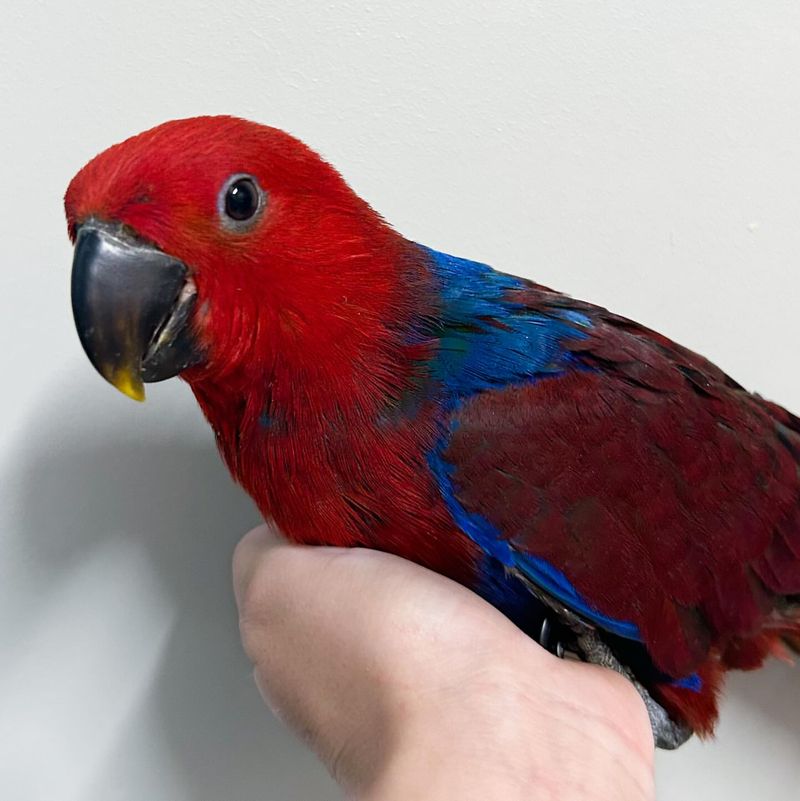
[655,660,724,739]
[657,611,799,739]
[722,606,800,669]
[778,610,800,657]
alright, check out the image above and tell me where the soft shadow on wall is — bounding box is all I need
[3,365,339,801]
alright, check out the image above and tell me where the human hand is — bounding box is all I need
[233,525,655,801]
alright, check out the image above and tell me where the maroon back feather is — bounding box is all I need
[444,293,800,732]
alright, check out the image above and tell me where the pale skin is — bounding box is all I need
[233,525,656,801]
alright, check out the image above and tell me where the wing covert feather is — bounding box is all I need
[441,310,800,677]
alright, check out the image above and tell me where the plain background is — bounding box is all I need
[2,2,799,799]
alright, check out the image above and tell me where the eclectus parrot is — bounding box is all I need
[65,116,800,749]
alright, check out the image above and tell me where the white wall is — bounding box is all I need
[1,3,799,799]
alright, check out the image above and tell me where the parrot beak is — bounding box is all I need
[71,221,203,401]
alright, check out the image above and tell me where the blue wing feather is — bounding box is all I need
[423,246,642,640]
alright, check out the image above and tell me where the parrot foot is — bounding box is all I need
[519,576,694,751]
[576,630,693,750]
[513,571,693,749]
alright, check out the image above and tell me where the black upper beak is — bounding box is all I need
[71,222,202,400]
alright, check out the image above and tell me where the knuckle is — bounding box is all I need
[235,545,306,646]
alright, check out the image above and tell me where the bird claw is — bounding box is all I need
[576,629,693,749]
[538,616,566,658]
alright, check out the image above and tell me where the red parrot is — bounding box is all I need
[64,116,800,749]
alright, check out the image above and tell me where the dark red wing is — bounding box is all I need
[443,308,800,678]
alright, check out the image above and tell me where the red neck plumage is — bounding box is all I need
[183,221,436,503]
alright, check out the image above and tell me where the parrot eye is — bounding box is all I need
[219,174,265,229]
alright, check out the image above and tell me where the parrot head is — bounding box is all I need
[65,116,414,406]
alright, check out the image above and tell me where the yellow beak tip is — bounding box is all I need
[108,369,146,402]
[124,387,146,403]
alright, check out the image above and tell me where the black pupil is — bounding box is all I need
[225,179,259,221]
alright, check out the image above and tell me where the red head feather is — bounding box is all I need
[65,117,449,564]
[66,116,433,459]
